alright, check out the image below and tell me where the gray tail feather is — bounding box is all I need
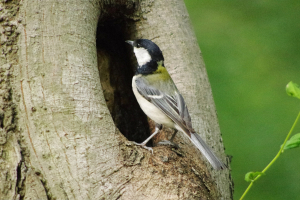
[190,133,226,170]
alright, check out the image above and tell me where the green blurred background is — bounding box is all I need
[185,0,300,199]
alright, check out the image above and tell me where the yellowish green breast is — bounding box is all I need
[147,65,170,81]
[142,64,178,94]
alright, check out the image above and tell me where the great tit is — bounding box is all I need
[126,39,226,170]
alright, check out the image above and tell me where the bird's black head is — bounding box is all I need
[126,39,164,74]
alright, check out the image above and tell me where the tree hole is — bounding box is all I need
[96,14,150,143]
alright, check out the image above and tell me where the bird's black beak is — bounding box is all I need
[125,40,134,47]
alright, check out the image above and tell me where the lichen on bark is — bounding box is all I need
[0,0,25,199]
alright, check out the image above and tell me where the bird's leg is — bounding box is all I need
[157,129,179,148]
[169,129,178,142]
[133,123,162,154]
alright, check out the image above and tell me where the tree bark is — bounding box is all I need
[0,0,233,199]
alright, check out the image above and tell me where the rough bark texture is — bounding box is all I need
[0,0,233,199]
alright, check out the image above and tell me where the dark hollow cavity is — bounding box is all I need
[96,9,150,143]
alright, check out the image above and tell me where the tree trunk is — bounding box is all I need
[0,0,233,199]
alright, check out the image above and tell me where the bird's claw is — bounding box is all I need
[157,140,179,149]
[133,142,153,154]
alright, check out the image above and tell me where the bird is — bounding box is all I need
[126,39,226,170]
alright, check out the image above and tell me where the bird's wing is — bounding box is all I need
[135,76,226,170]
[135,76,194,134]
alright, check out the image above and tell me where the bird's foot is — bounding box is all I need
[157,140,179,149]
[133,142,153,154]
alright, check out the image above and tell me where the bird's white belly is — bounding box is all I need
[132,76,175,128]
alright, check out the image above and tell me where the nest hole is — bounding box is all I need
[96,16,150,143]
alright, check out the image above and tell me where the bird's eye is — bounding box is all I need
[136,43,141,48]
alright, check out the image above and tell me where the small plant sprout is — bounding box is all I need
[240,81,300,200]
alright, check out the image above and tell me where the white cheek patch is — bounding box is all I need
[133,47,151,66]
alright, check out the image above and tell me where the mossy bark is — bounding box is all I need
[0,0,232,199]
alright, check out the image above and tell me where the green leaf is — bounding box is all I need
[284,133,300,150]
[245,172,264,182]
[286,81,300,99]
